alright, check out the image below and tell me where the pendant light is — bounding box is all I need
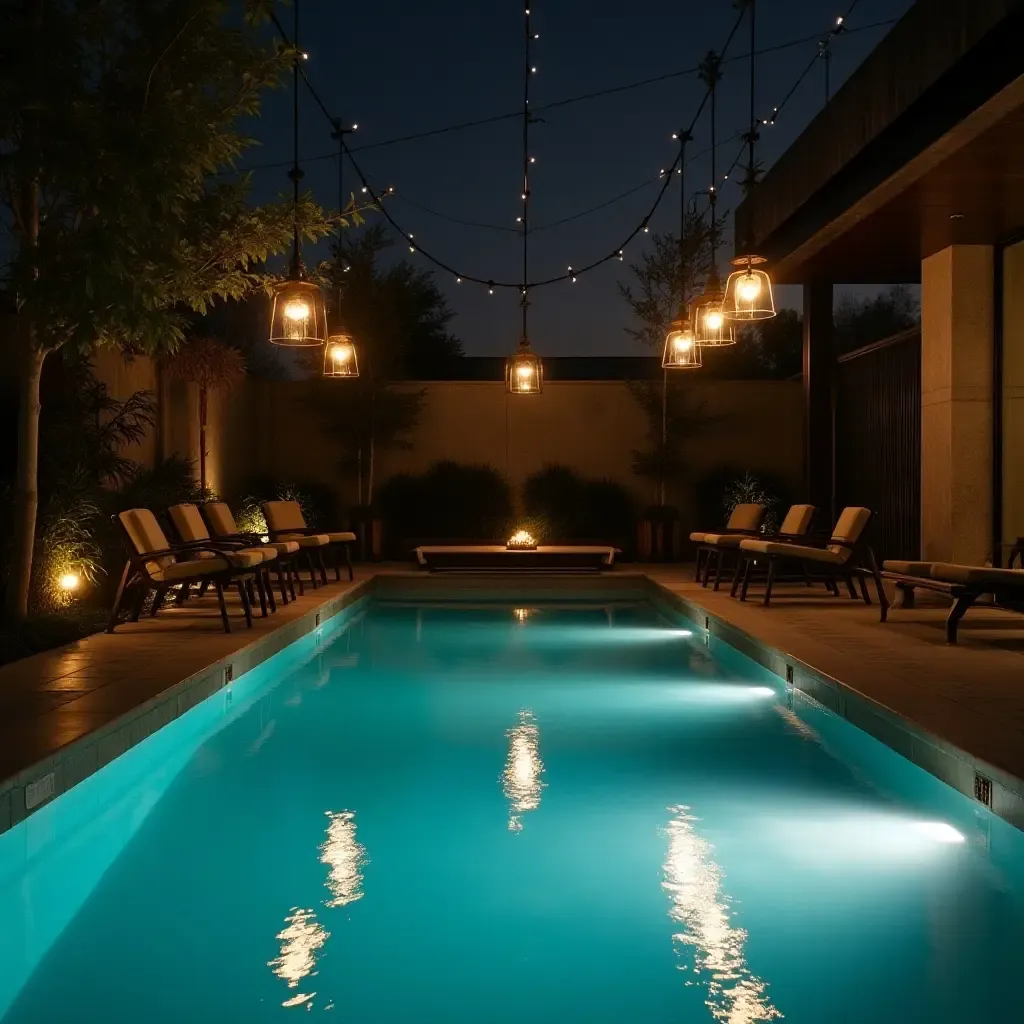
[723,0,776,323]
[662,129,701,370]
[323,118,360,377]
[692,51,734,348]
[506,5,543,394]
[270,0,327,347]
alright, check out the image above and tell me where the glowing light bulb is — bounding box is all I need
[283,299,310,322]
[705,309,724,331]
[738,274,762,303]
[59,572,80,592]
[517,364,533,379]
[330,343,352,364]
[673,334,692,353]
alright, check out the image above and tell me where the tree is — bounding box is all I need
[0,0,331,616]
[165,336,246,493]
[313,225,462,507]
[834,284,919,354]
[617,206,717,349]
[704,308,803,379]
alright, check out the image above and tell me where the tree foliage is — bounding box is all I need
[0,0,333,357]
[617,206,720,350]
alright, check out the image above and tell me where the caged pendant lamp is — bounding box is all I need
[269,0,327,347]
[692,51,734,348]
[323,119,360,378]
[662,318,701,369]
[723,0,776,323]
[506,5,543,394]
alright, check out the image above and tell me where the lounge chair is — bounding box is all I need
[168,503,280,617]
[736,506,888,613]
[699,503,816,592]
[263,500,355,585]
[882,560,1024,643]
[691,503,764,584]
[201,501,301,603]
[107,509,264,633]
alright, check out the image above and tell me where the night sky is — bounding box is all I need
[244,0,915,356]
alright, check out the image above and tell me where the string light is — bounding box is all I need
[508,3,543,393]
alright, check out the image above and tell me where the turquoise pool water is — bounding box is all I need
[1,600,1022,1022]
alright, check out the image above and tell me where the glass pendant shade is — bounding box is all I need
[506,343,543,394]
[691,287,735,347]
[662,318,701,369]
[723,255,776,321]
[323,330,359,378]
[269,279,328,346]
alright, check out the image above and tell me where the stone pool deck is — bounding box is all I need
[1,565,1023,834]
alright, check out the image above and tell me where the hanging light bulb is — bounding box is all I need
[507,339,543,394]
[270,0,327,347]
[270,278,328,346]
[662,318,701,369]
[323,329,359,378]
[722,255,776,321]
[691,272,735,348]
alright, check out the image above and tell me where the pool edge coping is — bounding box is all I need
[1,570,1022,837]
[643,576,1024,832]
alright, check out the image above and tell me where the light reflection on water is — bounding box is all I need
[663,806,782,1024]
[502,710,546,832]
[267,907,329,1009]
[321,810,367,908]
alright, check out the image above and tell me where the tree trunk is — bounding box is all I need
[198,385,208,493]
[7,343,47,618]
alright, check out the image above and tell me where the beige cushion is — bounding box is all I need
[119,509,174,576]
[702,533,747,548]
[726,503,763,532]
[168,503,209,544]
[690,531,709,544]
[223,548,268,569]
[265,540,300,556]
[830,507,871,545]
[151,556,230,583]
[325,531,356,543]
[778,504,815,536]
[930,563,1024,587]
[883,560,936,578]
[264,500,307,534]
[280,532,330,547]
[739,539,847,565]
[204,502,237,537]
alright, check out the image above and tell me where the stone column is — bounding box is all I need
[921,245,993,565]
[803,281,835,524]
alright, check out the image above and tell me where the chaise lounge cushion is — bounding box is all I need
[324,531,357,543]
[150,556,231,583]
[690,531,710,544]
[701,533,748,548]
[929,563,1024,587]
[169,503,277,565]
[882,561,936,578]
[739,539,847,565]
[778,504,815,536]
[279,532,331,547]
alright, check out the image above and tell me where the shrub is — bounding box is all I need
[377,461,513,543]
[237,479,336,532]
[695,466,791,535]
[522,465,636,543]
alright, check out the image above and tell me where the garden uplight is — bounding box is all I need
[59,572,81,593]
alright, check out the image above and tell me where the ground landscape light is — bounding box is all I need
[59,573,80,592]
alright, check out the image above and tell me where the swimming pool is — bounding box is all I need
[1,598,1022,1022]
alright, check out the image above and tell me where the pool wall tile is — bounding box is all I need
[0,579,374,838]
[645,576,1024,834]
